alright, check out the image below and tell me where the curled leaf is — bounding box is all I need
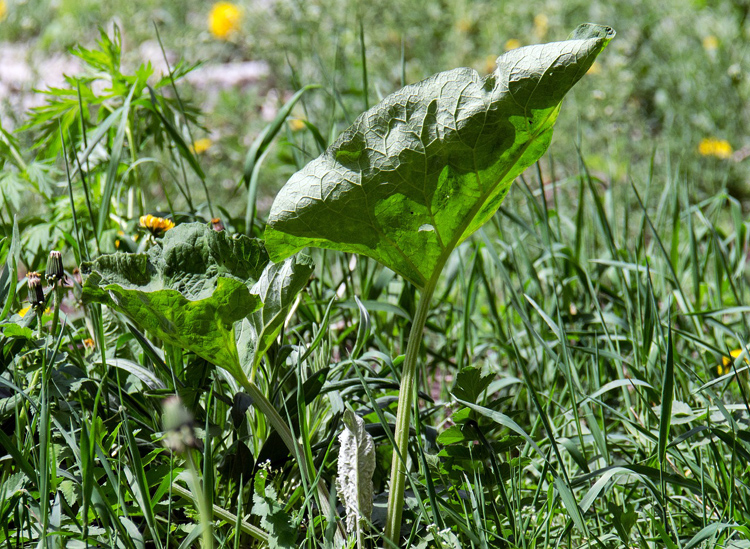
[236,253,314,378]
[336,409,376,536]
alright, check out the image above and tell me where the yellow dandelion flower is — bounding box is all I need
[533,14,549,39]
[716,348,750,377]
[722,348,750,368]
[698,138,733,159]
[19,306,51,318]
[504,38,521,51]
[192,138,213,154]
[702,35,719,52]
[115,230,125,250]
[288,118,306,132]
[209,2,242,40]
[140,215,175,237]
[0,1,7,22]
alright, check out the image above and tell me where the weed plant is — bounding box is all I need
[1,11,750,549]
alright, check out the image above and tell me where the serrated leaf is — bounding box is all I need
[0,217,20,322]
[58,480,80,508]
[252,470,296,549]
[436,425,467,446]
[82,223,268,377]
[1,324,34,340]
[452,366,495,402]
[0,472,26,499]
[266,24,614,288]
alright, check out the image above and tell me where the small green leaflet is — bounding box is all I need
[236,254,314,379]
[451,366,495,402]
[252,469,296,549]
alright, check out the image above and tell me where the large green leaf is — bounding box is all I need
[266,24,614,287]
[82,223,269,376]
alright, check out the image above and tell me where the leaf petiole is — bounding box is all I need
[384,271,440,542]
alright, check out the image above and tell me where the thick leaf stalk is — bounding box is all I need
[384,274,438,541]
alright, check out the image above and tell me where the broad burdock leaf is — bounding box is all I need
[336,409,376,536]
[266,24,615,288]
[82,223,269,379]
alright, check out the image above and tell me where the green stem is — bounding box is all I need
[50,285,63,339]
[384,273,439,543]
[37,309,50,548]
[170,482,268,543]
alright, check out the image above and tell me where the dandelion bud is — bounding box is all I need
[162,396,198,453]
[46,250,65,285]
[211,218,225,231]
[28,272,46,311]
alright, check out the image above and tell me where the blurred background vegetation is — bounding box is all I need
[1,0,748,231]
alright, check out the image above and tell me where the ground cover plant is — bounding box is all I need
[2,4,750,549]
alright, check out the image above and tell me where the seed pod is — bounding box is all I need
[28,272,46,311]
[46,250,65,285]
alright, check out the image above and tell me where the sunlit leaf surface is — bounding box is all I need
[266,24,614,287]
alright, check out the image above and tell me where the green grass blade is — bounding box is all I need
[242,84,318,232]
[0,217,19,322]
[97,84,136,239]
[658,325,675,464]
[120,409,164,549]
